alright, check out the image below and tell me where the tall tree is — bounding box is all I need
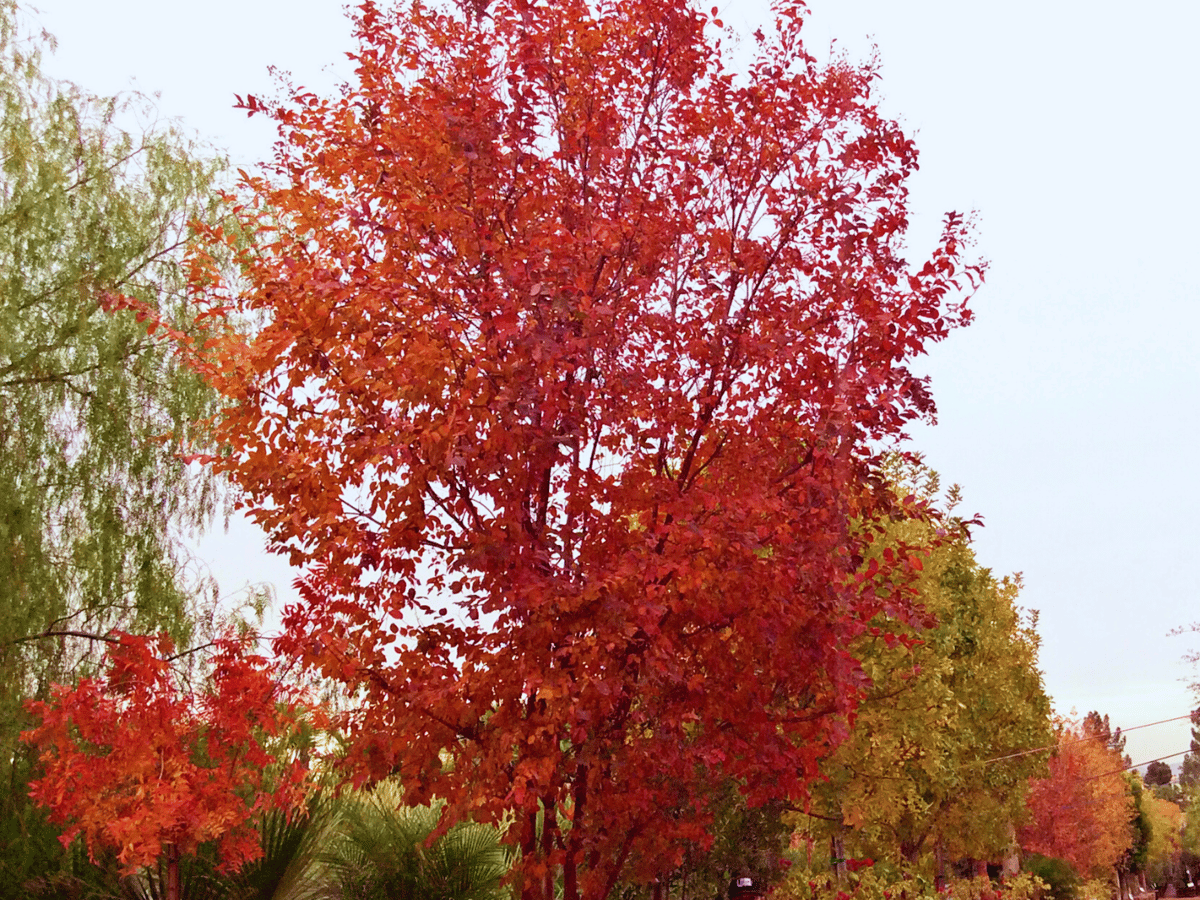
[1082,711,1127,757]
[180,2,981,899]
[0,1,226,889]
[792,469,1052,873]
[1142,793,1183,889]
[1020,720,1135,879]
[1122,772,1153,885]
[1176,711,1200,789]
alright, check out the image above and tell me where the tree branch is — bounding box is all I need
[5,628,122,647]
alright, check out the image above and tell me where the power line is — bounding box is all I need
[1086,748,1193,781]
[1110,712,1195,735]
[984,712,1195,765]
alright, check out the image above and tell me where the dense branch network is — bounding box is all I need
[181,2,982,899]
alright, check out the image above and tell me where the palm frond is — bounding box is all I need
[321,781,511,900]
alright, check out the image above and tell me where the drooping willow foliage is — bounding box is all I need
[0,2,228,889]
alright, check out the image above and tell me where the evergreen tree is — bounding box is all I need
[1083,711,1130,767]
[1180,711,1200,789]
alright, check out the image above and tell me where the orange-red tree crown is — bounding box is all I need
[186,2,983,898]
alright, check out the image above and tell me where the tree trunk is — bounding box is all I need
[832,831,847,885]
[166,844,181,900]
[564,770,588,900]
[542,800,556,900]
[520,811,540,900]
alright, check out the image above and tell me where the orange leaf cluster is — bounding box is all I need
[1020,723,1134,877]
[22,633,309,874]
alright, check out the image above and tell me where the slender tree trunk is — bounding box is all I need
[521,811,540,900]
[1003,824,1019,878]
[564,841,579,900]
[542,799,556,900]
[166,844,181,900]
[832,831,847,885]
[934,841,946,894]
[596,826,641,900]
[564,768,588,900]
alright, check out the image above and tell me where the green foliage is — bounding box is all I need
[1123,776,1151,875]
[125,851,226,900]
[776,868,1045,900]
[776,865,918,900]
[22,783,345,900]
[1183,789,1200,860]
[0,751,104,899]
[4,833,127,900]
[0,1,226,891]
[1179,715,1200,790]
[659,781,792,900]
[322,782,511,900]
[793,463,1052,872]
[945,875,1044,900]
[1141,794,1184,889]
[121,793,342,900]
[1023,855,1081,900]
[219,801,339,900]
[1151,783,1184,805]
[995,873,1047,900]
[1076,880,1113,900]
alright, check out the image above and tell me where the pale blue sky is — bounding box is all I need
[28,0,1200,769]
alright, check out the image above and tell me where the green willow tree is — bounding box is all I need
[0,3,226,890]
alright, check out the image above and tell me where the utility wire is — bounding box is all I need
[1086,748,1193,781]
[984,712,1195,765]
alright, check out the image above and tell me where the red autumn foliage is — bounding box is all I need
[22,632,309,876]
[178,1,982,898]
[1020,722,1134,877]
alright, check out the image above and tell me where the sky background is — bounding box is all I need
[26,0,1200,769]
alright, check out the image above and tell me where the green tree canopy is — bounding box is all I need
[1177,711,1200,790]
[792,466,1053,874]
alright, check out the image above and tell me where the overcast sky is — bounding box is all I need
[27,0,1200,768]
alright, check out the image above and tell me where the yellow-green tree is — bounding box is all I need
[1143,793,1183,888]
[792,472,1052,873]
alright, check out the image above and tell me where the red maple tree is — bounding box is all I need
[181,1,982,897]
[1020,721,1134,878]
[22,633,309,898]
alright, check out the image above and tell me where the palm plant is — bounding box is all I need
[109,778,511,900]
[122,791,343,900]
[322,782,511,900]
[217,796,343,900]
